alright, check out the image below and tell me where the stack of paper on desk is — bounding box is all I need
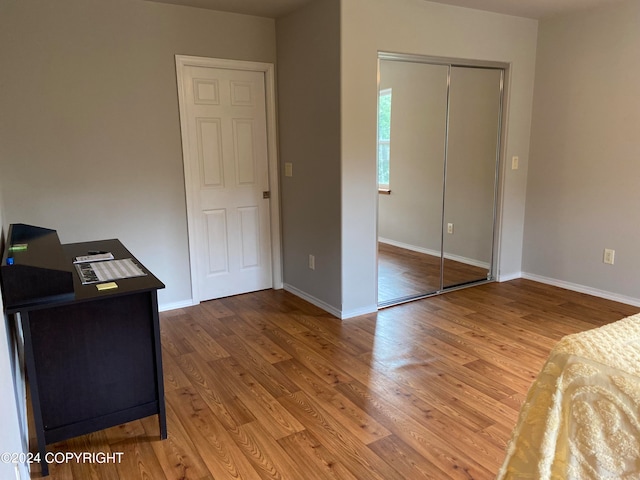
[75,258,146,284]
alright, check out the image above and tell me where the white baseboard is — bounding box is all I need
[159,299,197,312]
[283,284,342,318]
[521,272,640,308]
[282,284,377,320]
[378,237,490,269]
[159,273,640,323]
[159,285,285,313]
[340,304,379,319]
[497,271,522,282]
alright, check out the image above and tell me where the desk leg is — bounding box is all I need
[150,291,167,440]
[21,312,50,476]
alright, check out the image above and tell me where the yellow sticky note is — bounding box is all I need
[96,282,118,291]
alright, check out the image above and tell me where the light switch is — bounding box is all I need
[512,156,519,170]
[285,162,293,177]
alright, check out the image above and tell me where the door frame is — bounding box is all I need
[175,55,283,304]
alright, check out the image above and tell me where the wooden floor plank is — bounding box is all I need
[212,356,306,440]
[112,435,169,480]
[277,430,360,480]
[174,351,257,429]
[333,380,495,479]
[277,390,403,480]
[146,402,213,480]
[367,434,443,480]
[31,278,639,479]
[165,387,263,480]
[229,420,307,480]
[213,334,300,398]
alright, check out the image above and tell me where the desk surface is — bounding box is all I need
[4,236,164,313]
[63,239,165,303]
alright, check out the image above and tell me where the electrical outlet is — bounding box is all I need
[308,254,315,270]
[447,223,454,234]
[604,248,615,265]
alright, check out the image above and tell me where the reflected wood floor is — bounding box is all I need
[378,242,489,303]
[33,280,638,479]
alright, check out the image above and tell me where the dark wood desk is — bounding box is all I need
[4,235,166,476]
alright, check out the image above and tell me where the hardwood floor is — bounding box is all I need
[378,242,489,304]
[32,279,638,479]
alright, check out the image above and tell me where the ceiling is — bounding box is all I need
[427,0,626,18]
[146,0,314,18]
[146,0,627,19]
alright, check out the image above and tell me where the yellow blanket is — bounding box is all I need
[497,313,640,479]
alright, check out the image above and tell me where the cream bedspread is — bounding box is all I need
[497,312,640,479]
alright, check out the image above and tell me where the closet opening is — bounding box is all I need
[376,53,508,308]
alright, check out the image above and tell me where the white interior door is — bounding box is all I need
[176,57,280,302]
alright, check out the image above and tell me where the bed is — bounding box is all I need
[497,312,640,479]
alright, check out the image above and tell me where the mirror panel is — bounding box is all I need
[442,66,502,289]
[377,60,449,304]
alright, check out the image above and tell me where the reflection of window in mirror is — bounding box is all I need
[378,88,392,194]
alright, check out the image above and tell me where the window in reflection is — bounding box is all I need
[377,88,392,191]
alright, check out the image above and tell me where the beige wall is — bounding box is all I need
[522,0,640,302]
[0,0,276,308]
[341,0,538,314]
[15,0,633,318]
[276,0,342,313]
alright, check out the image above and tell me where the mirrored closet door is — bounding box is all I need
[377,54,505,307]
